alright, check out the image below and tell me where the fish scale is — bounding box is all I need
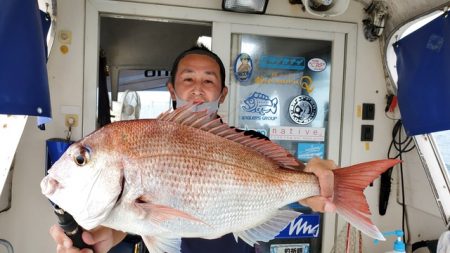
[41,106,400,253]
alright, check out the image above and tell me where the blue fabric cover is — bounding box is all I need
[394,13,450,136]
[0,0,51,118]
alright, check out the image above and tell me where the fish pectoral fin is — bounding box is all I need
[233,233,239,243]
[142,236,181,253]
[134,197,205,225]
[234,209,301,246]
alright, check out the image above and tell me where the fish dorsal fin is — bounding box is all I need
[157,105,304,170]
[234,209,301,246]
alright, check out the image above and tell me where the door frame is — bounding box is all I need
[216,24,349,252]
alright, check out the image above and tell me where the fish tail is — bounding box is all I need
[332,159,401,241]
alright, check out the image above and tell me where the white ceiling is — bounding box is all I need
[379,0,449,40]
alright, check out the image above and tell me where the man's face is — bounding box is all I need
[168,54,228,104]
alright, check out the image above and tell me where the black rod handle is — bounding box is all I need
[54,207,93,250]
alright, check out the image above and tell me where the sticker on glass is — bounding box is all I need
[259,55,305,70]
[297,143,325,162]
[275,213,320,239]
[241,92,278,115]
[269,126,325,141]
[234,53,253,82]
[307,58,327,72]
[289,95,317,125]
[270,243,310,253]
[300,75,314,94]
[241,125,268,138]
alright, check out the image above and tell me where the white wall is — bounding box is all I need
[0,1,85,252]
[0,1,444,252]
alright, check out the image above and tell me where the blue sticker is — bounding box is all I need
[259,55,305,70]
[240,125,268,137]
[297,143,325,162]
[289,95,317,125]
[241,92,278,115]
[275,214,320,239]
[234,53,253,82]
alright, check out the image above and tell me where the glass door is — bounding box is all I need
[214,23,349,253]
[231,34,331,159]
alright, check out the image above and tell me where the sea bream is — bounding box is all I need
[41,106,400,253]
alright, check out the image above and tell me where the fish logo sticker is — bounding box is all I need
[307,58,327,72]
[242,92,278,115]
[289,95,317,125]
[234,53,253,82]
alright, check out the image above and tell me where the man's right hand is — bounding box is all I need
[50,224,127,253]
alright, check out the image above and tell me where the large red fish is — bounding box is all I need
[41,106,399,253]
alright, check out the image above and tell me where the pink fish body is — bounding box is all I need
[41,106,400,253]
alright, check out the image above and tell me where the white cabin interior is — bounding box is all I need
[1,0,449,252]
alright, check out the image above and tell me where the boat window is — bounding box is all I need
[432,130,450,177]
[0,115,27,210]
[386,8,450,223]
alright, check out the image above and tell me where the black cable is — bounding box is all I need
[386,120,415,244]
[387,120,416,159]
[398,127,407,244]
[412,239,439,252]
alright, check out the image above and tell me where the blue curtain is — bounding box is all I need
[394,13,450,136]
[0,0,52,119]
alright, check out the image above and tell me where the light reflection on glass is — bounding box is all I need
[432,130,450,172]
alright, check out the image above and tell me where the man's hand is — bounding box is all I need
[298,157,337,212]
[50,224,127,253]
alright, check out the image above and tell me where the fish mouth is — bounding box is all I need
[41,176,60,196]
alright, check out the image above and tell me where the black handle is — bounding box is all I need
[54,207,93,250]
[378,167,393,215]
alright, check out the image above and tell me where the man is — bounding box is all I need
[50,45,336,253]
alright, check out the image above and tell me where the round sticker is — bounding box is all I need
[234,53,253,82]
[289,95,318,125]
[307,58,326,72]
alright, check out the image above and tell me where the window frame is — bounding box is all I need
[385,7,450,223]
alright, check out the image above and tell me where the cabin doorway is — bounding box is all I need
[99,16,211,125]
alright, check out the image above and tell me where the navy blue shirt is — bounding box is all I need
[181,234,254,253]
[111,233,255,253]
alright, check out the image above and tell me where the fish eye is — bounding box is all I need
[73,146,91,166]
